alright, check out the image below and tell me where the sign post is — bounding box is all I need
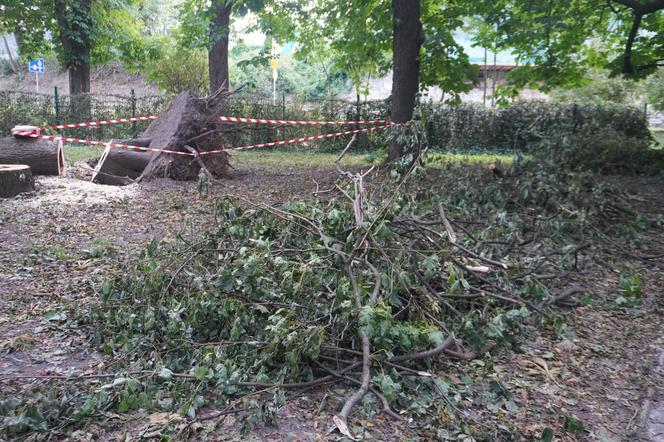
[28,58,45,93]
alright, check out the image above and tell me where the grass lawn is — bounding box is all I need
[63,143,517,170]
[64,144,104,163]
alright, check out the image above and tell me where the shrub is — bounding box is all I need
[145,47,209,95]
[420,101,651,153]
[533,128,664,175]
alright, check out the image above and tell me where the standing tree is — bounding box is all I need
[388,0,424,160]
[1,0,152,94]
[54,0,93,94]
[275,0,475,160]
[178,0,268,93]
[209,1,232,92]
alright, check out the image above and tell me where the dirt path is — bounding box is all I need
[1,170,663,441]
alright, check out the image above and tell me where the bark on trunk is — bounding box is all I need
[92,139,153,186]
[209,1,232,93]
[54,0,92,94]
[0,137,65,176]
[0,165,35,198]
[388,0,423,161]
[68,59,91,95]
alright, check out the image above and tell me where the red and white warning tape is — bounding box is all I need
[49,115,158,130]
[200,125,394,155]
[217,116,391,126]
[11,124,394,157]
[42,114,389,132]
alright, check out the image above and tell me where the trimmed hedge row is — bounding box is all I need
[420,101,651,152]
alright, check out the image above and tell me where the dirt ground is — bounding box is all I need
[0,164,663,441]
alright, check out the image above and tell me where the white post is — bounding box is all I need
[35,72,39,94]
[273,75,277,105]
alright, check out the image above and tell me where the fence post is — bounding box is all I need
[281,93,286,139]
[130,88,137,137]
[54,86,60,125]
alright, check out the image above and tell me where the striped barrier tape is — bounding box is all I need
[49,115,159,130]
[199,125,394,155]
[11,124,395,157]
[41,115,389,132]
[217,116,391,126]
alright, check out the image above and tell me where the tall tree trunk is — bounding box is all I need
[209,1,232,93]
[2,35,18,73]
[388,0,423,161]
[54,0,92,94]
[68,59,91,94]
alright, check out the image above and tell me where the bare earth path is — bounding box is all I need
[0,166,663,441]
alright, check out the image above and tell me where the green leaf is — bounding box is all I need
[194,366,207,381]
[540,427,554,442]
[563,415,585,435]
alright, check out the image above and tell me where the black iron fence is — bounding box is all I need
[0,89,389,152]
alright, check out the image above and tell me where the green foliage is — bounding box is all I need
[563,415,585,436]
[421,101,651,155]
[176,0,268,50]
[1,0,157,71]
[278,0,475,100]
[480,0,664,92]
[533,126,663,176]
[230,43,351,99]
[614,270,643,307]
[643,68,664,112]
[145,45,210,95]
[551,70,640,106]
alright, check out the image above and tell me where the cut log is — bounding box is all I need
[92,139,152,186]
[0,164,35,198]
[0,137,65,176]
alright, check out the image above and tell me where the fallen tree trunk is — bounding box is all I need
[0,137,65,176]
[0,165,35,198]
[92,139,152,186]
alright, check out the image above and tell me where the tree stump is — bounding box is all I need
[0,137,65,176]
[0,165,35,198]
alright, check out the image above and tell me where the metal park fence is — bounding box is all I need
[0,89,389,152]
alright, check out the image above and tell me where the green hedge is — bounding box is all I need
[421,101,651,152]
[1,91,650,155]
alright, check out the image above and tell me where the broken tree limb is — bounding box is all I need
[0,137,65,176]
[92,139,152,186]
[0,164,35,198]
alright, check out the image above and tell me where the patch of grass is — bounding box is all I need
[62,144,517,171]
[230,150,371,169]
[231,149,516,170]
[424,151,516,167]
[64,144,104,163]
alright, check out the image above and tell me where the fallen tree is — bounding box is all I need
[93,89,232,185]
[0,137,65,176]
[0,164,35,198]
[91,139,152,186]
